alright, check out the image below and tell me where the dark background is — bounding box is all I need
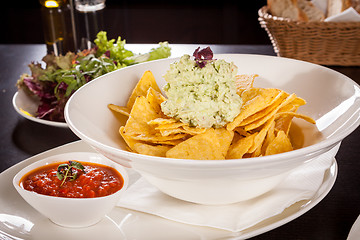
[2,0,270,45]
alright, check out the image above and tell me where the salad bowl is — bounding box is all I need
[64,54,360,205]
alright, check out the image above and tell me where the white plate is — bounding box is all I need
[12,90,68,128]
[0,140,337,239]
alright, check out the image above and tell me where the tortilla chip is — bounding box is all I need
[235,74,258,94]
[154,122,186,130]
[127,70,161,110]
[239,91,289,127]
[275,115,294,135]
[166,128,224,160]
[288,122,305,150]
[148,118,178,126]
[182,125,207,135]
[158,128,184,137]
[226,133,257,159]
[132,143,171,157]
[275,111,315,135]
[251,144,263,158]
[122,96,189,145]
[151,120,206,137]
[146,87,167,114]
[119,126,140,150]
[227,88,283,131]
[265,130,293,155]
[278,97,306,113]
[276,111,315,124]
[214,128,234,158]
[234,127,252,137]
[130,133,188,145]
[124,96,160,137]
[108,104,130,117]
[261,120,276,156]
[243,93,296,131]
[248,115,276,153]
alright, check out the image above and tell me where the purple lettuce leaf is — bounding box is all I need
[193,47,214,68]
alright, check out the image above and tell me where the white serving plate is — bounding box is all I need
[0,140,337,239]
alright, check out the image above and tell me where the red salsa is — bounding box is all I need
[20,161,124,198]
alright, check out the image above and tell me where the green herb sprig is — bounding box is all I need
[56,161,86,187]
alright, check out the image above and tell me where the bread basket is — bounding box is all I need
[258,6,360,66]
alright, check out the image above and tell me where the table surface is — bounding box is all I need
[1,44,359,239]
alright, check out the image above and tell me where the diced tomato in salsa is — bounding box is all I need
[20,161,124,198]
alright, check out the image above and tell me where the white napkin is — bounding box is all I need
[325,7,360,22]
[347,215,360,240]
[117,146,337,232]
[312,0,360,22]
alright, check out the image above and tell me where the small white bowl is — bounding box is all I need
[13,152,129,228]
[64,54,360,205]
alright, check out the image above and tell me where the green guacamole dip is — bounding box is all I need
[160,54,242,128]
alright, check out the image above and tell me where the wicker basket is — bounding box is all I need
[258,6,360,66]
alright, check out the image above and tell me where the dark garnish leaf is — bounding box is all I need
[56,161,86,187]
[57,163,69,172]
[70,173,78,181]
[193,47,214,68]
[56,171,64,181]
[69,160,85,171]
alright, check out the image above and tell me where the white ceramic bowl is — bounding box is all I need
[13,152,129,228]
[64,54,360,205]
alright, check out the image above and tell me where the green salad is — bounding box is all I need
[17,31,171,122]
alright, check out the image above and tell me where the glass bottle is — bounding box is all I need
[74,0,105,50]
[39,0,77,55]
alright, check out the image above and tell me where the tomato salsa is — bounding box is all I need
[20,161,124,198]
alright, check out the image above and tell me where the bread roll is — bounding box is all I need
[327,0,346,17]
[268,0,325,22]
[267,0,307,21]
[298,0,325,21]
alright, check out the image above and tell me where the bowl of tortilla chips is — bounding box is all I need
[65,53,360,205]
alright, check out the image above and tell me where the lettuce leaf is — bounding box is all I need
[94,31,134,66]
[94,31,171,65]
[147,42,171,61]
[124,41,171,64]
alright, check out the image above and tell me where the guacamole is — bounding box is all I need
[160,54,242,128]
